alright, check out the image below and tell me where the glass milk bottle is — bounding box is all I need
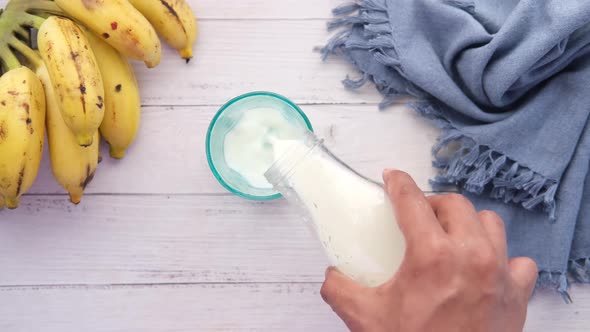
[265,132,405,287]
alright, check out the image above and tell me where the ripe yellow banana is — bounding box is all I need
[38,16,105,147]
[54,0,162,68]
[38,65,99,205]
[85,29,141,159]
[128,0,198,62]
[0,66,46,209]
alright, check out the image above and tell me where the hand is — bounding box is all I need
[320,170,538,332]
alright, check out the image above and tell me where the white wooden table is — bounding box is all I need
[0,1,588,331]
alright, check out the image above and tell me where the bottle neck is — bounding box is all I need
[264,131,322,188]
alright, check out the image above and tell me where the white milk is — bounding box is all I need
[268,136,405,287]
[224,107,405,287]
[223,108,305,188]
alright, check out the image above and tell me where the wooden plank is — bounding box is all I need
[131,19,381,106]
[0,283,344,332]
[0,283,587,332]
[525,286,590,332]
[26,104,440,196]
[192,0,342,19]
[0,195,329,285]
[0,0,342,20]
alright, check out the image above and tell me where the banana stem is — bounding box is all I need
[0,4,48,74]
[18,12,46,29]
[6,0,63,15]
[0,48,21,71]
[27,2,64,17]
[0,9,45,31]
[8,35,41,69]
[14,26,30,42]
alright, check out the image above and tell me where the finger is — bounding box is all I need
[509,257,538,299]
[320,267,368,317]
[479,210,508,261]
[427,194,483,237]
[383,170,444,244]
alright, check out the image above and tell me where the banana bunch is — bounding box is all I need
[0,0,198,209]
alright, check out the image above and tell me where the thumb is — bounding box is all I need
[321,267,368,317]
[509,257,538,298]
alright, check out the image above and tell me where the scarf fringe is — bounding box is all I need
[538,271,572,303]
[321,0,559,221]
[321,0,426,102]
[569,258,590,283]
[414,102,559,221]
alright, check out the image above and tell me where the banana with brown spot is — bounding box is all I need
[38,16,105,147]
[128,0,198,62]
[85,28,141,159]
[0,66,46,209]
[39,65,99,205]
[55,0,162,68]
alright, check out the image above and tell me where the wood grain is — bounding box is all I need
[130,19,382,106]
[0,0,343,20]
[0,283,586,332]
[2,194,589,331]
[26,104,440,196]
[0,195,328,285]
[0,283,344,332]
[193,0,342,19]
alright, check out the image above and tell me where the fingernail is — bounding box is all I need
[383,168,396,181]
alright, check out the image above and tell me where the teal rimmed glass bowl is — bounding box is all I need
[206,92,313,201]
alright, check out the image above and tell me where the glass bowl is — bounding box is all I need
[206,91,313,200]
